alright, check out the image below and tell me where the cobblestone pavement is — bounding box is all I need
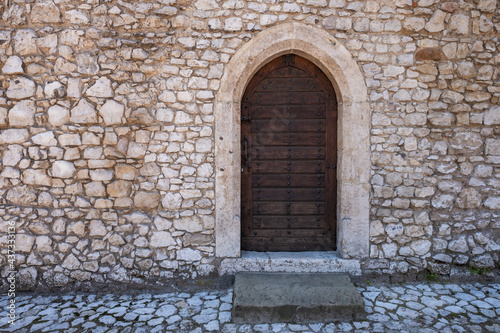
[2,282,500,332]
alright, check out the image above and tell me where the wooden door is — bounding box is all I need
[241,54,337,251]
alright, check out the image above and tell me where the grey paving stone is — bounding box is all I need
[7,281,500,333]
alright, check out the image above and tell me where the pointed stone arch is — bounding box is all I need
[215,22,370,259]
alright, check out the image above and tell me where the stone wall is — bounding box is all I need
[0,0,498,291]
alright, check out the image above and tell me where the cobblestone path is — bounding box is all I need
[1,282,499,332]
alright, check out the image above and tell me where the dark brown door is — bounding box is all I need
[241,54,337,251]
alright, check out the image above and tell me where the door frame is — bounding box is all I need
[214,22,370,259]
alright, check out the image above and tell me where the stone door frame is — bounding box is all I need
[215,22,370,259]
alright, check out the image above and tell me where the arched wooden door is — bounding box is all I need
[241,54,337,251]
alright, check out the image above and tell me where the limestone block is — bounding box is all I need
[224,17,243,31]
[404,113,427,126]
[157,109,175,123]
[383,65,404,77]
[2,167,20,179]
[140,163,161,176]
[154,216,172,231]
[54,57,78,74]
[197,91,215,101]
[67,78,83,98]
[474,165,492,178]
[0,129,29,144]
[162,192,182,210]
[159,91,176,103]
[178,37,196,48]
[89,220,107,237]
[484,197,500,210]
[59,133,81,146]
[464,91,491,103]
[13,29,38,56]
[62,253,81,270]
[484,106,500,125]
[437,161,458,174]
[353,18,369,32]
[425,10,446,32]
[36,236,53,252]
[115,164,137,180]
[177,248,202,262]
[385,19,402,32]
[86,77,114,98]
[150,231,176,248]
[174,111,193,125]
[76,53,99,75]
[261,15,278,26]
[410,240,431,256]
[99,100,124,125]
[47,105,70,126]
[16,234,35,252]
[22,169,52,186]
[31,0,61,23]
[479,15,494,33]
[70,99,97,124]
[457,61,476,79]
[428,112,453,127]
[457,188,481,209]
[37,34,58,55]
[0,107,6,127]
[2,56,24,74]
[2,4,27,26]
[485,139,500,155]
[478,0,497,12]
[174,216,203,232]
[197,163,214,178]
[449,132,482,153]
[108,234,126,246]
[448,236,468,253]
[177,91,193,102]
[134,191,160,209]
[85,182,106,197]
[393,90,411,101]
[441,91,464,104]
[448,14,469,34]
[431,194,454,209]
[90,169,114,181]
[208,18,222,30]
[196,138,212,153]
[32,131,57,146]
[195,0,219,10]
[381,243,398,258]
[6,186,36,205]
[7,77,36,100]
[52,161,76,178]
[127,142,147,158]
[44,82,66,98]
[107,180,132,197]
[8,100,36,127]
[65,10,90,24]
[3,145,23,166]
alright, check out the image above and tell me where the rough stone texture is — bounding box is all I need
[233,273,365,323]
[0,0,498,292]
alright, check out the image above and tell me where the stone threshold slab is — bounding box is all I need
[233,272,366,323]
[219,251,362,276]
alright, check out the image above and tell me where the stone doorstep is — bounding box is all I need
[232,272,366,323]
[219,251,362,276]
